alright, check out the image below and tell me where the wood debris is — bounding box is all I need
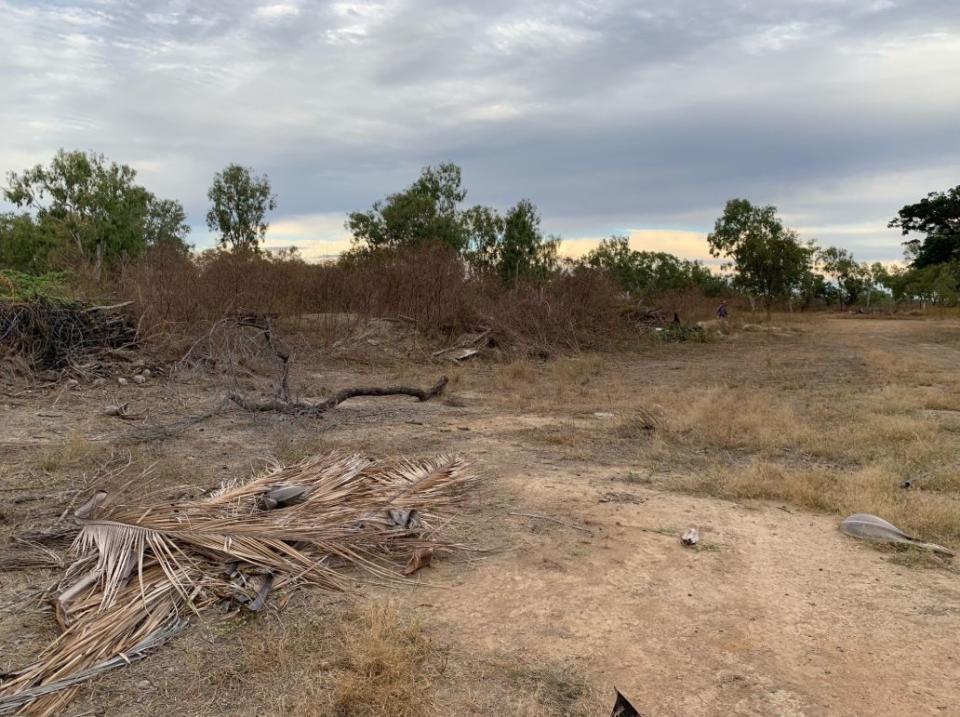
[0,453,477,716]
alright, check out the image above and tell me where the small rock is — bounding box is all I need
[92,377,106,387]
[593,411,615,419]
[141,368,152,378]
[137,679,151,689]
[681,527,700,546]
[116,377,129,386]
[132,374,146,385]
[65,378,79,389]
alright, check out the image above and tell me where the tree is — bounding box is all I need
[496,199,559,285]
[707,199,814,318]
[889,186,960,268]
[145,198,191,253]
[346,164,560,284]
[206,164,277,254]
[462,204,505,274]
[346,163,468,253]
[584,235,724,297]
[4,149,189,275]
[818,247,870,310]
[0,213,55,273]
[797,267,829,310]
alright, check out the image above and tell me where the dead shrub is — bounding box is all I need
[114,244,654,359]
[319,603,446,717]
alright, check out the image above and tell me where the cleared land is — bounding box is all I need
[2,314,959,716]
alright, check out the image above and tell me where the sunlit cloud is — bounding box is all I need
[261,213,354,259]
[558,229,712,262]
[254,3,300,20]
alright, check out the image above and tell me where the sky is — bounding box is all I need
[2,0,959,265]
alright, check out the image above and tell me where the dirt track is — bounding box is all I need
[2,315,960,716]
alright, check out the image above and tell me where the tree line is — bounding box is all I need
[1,149,958,311]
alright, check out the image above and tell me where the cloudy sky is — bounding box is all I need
[2,0,958,263]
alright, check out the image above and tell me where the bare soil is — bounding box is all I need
[2,315,959,716]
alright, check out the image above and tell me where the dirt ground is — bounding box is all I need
[2,314,959,716]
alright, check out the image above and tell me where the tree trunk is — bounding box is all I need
[93,241,103,281]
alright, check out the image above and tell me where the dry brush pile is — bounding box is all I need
[0,298,136,372]
[0,452,477,716]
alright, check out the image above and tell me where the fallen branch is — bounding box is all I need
[116,397,232,443]
[227,376,448,416]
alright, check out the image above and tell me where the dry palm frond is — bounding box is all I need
[0,452,476,716]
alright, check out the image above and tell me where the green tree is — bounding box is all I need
[462,204,505,274]
[707,199,814,318]
[889,185,960,268]
[496,199,559,285]
[797,268,829,310]
[584,235,723,296]
[4,149,188,275]
[145,198,191,254]
[0,213,55,273]
[900,262,960,311]
[818,247,869,310]
[346,163,468,253]
[206,164,277,253]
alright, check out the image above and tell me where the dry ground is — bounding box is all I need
[2,314,960,716]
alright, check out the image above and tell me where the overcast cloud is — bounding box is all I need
[2,0,959,262]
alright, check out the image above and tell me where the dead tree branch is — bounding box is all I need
[227,376,448,416]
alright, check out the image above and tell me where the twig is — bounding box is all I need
[84,301,133,313]
[506,511,594,534]
[115,397,232,443]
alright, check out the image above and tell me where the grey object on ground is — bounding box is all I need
[840,513,954,557]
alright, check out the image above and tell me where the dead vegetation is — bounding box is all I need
[476,315,960,548]
[0,298,136,373]
[114,244,719,360]
[3,307,960,716]
[0,454,476,715]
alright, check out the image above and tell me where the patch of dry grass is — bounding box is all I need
[36,433,99,472]
[482,316,960,548]
[318,603,446,717]
[494,658,592,716]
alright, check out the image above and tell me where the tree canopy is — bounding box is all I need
[206,164,277,254]
[817,246,870,308]
[346,163,560,283]
[707,199,814,314]
[346,163,468,253]
[3,149,190,274]
[584,235,724,297]
[889,185,960,269]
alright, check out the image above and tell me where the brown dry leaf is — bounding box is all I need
[403,547,434,575]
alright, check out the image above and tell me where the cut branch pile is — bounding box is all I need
[0,452,476,716]
[0,298,136,371]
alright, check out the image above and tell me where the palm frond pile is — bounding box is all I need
[0,452,476,716]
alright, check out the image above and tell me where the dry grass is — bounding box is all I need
[320,603,445,717]
[493,658,591,716]
[466,315,960,548]
[36,433,99,472]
